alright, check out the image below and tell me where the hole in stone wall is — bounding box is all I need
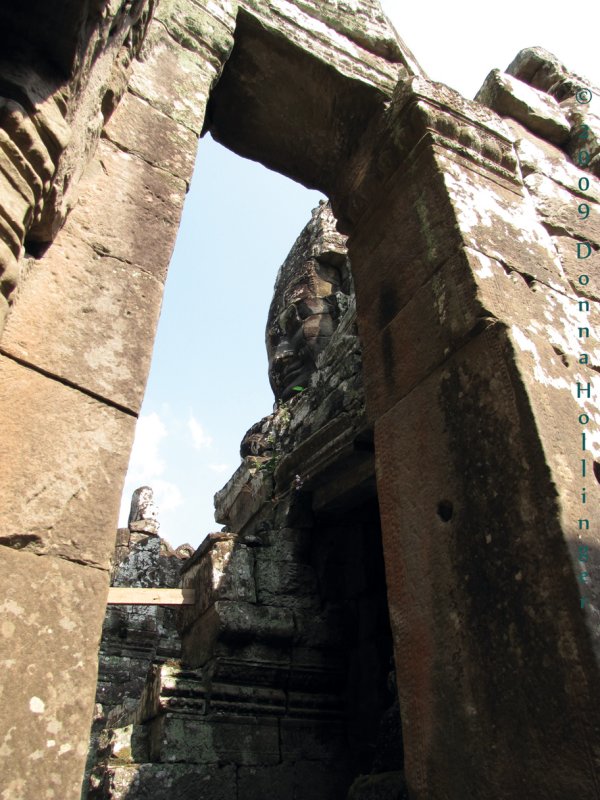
[551,345,569,368]
[521,272,536,288]
[437,500,453,521]
[118,133,325,550]
[23,238,50,259]
[593,461,600,485]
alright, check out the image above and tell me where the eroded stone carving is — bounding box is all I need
[0,0,156,335]
[128,485,160,533]
[266,201,350,401]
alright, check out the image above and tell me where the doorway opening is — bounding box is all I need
[117,133,324,550]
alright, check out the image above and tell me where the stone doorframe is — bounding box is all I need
[0,2,598,798]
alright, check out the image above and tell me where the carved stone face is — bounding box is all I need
[266,203,349,402]
[267,265,341,400]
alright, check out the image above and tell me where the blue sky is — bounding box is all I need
[119,1,600,546]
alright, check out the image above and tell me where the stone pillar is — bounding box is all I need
[0,2,235,795]
[338,75,600,798]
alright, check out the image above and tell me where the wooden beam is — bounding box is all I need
[107,587,195,606]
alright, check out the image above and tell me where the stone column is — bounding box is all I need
[337,75,600,799]
[0,2,235,796]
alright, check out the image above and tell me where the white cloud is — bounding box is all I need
[152,479,184,513]
[209,463,230,473]
[127,412,167,482]
[188,414,213,449]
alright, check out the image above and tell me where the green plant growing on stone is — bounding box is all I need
[277,398,291,427]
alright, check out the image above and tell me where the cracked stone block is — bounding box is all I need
[103,90,198,182]
[1,231,165,413]
[476,69,571,144]
[0,354,135,568]
[0,547,109,800]
[68,137,187,280]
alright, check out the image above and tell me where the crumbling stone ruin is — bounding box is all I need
[83,487,193,798]
[85,202,405,799]
[1,1,599,799]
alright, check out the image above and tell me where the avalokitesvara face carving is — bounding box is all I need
[266,201,349,401]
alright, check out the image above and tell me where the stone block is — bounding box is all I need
[475,69,570,144]
[136,662,207,723]
[156,0,235,62]
[505,46,573,98]
[128,521,159,535]
[2,230,164,413]
[206,648,292,688]
[257,526,313,562]
[244,0,408,65]
[181,600,294,667]
[65,137,186,280]
[524,172,600,245]
[289,649,345,693]
[129,23,220,134]
[566,107,600,179]
[360,238,577,420]
[255,560,319,604]
[214,462,275,531]
[208,680,286,716]
[0,547,109,800]
[149,713,280,765]
[103,90,198,182]
[506,118,600,200]
[551,234,600,301]
[345,147,462,340]
[292,758,354,800]
[96,724,148,765]
[293,608,346,650]
[0,354,135,568]
[181,536,256,630]
[436,148,569,289]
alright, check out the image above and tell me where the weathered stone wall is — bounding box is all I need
[83,498,192,798]
[339,51,600,800]
[2,1,600,798]
[0,1,233,795]
[89,503,399,800]
[0,4,410,794]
